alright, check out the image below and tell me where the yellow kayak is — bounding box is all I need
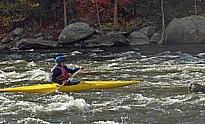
[0,80,141,93]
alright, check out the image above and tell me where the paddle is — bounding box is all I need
[55,68,81,92]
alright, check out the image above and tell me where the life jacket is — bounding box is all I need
[54,66,69,80]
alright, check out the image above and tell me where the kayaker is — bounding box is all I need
[51,56,83,85]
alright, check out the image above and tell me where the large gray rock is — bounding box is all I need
[166,15,205,44]
[17,38,59,49]
[58,22,95,43]
[129,31,149,45]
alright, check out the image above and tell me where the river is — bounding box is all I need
[0,44,205,124]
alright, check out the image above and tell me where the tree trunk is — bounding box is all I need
[194,0,197,15]
[96,0,101,30]
[63,0,67,26]
[158,0,165,44]
[113,0,118,30]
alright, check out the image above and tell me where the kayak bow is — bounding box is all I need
[0,80,141,93]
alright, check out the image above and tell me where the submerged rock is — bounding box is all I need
[189,82,205,93]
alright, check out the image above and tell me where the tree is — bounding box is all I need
[95,0,102,30]
[158,0,165,44]
[114,0,118,29]
[63,0,68,26]
[92,0,133,30]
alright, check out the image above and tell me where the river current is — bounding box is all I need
[0,45,205,124]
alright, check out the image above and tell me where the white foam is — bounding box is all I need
[42,95,90,112]
[71,51,82,56]
[0,95,90,116]
[27,69,50,81]
[46,98,90,112]
[27,61,36,67]
[92,121,122,124]
[0,68,50,83]
[17,117,50,124]
[108,105,131,111]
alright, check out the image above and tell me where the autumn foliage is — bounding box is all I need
[92,0,133,5]
[74,0,134,26]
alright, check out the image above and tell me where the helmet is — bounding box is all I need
[55,56,65,63]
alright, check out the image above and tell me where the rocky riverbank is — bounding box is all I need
[1,15,205,50]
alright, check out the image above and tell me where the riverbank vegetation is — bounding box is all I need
[1,0,204,37]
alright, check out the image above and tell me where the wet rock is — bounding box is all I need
[106,31,129,46]
[12,28,24,36]
[189,82,205,93]
[166,15,205,44]
[129,31,149,45]
[81,31,128,48]
[80,34,114,48]
[34,33,55,40]
[150,32,162,44]
[17,38,59,49]
[58,22,95,44]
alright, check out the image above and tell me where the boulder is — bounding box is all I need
[166,15,205,44]
[17,38,59,49]
[129,31,149,45]
[58,22,95,44]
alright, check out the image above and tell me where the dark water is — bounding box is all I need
[1,45,205,124]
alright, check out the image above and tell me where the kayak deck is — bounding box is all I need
[0,80,141,93]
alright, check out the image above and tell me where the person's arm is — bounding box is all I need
[65,67,81,74]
